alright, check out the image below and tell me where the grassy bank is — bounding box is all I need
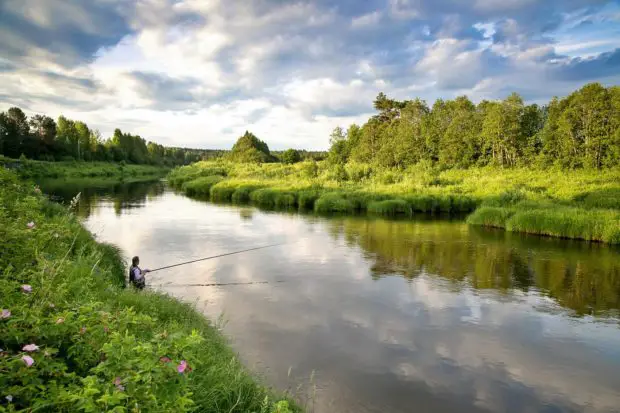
[0,156,168,179]
[0,168,295,412]
[168,160,620,244]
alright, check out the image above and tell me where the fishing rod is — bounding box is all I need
[146,243,284,273]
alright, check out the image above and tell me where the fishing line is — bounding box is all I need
[152,280,287,288]
[147,243,285,273]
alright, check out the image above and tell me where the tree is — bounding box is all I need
[281,149,301,164]
[29,115,57,148]
[0,107,30,158]
[228,131,273,163]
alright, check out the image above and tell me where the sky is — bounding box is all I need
[0,0,619,150]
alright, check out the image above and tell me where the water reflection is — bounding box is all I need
[39,178,165,218]
[329,217,620,317]
[46,181,620,413]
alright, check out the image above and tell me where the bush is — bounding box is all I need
[466,207,515,227]
[231,185,261,204]
[182,176,223,197]
[314,193,355,213]
[368,199,411,216]
[297,190,320,210]
[249,188,278,207]
[210,183,236,202]
[0,168,296,412]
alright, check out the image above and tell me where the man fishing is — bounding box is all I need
[129,256,150,289]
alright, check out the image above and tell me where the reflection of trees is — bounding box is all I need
[39,179,165,218]
[330,217,620,316]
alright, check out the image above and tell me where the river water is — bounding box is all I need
[41,179,620,413]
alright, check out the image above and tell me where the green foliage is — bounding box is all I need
[0,107,219,166]
[0,168,296,412]
[182,176,223,197]
[467,207,516,228]
[329,83,619,170]
[280,149,302,164]
[0,157,167,180]
[368,199,411,216]
[167,161,620,243]
[228,132,273,163]
[314,193,355,213]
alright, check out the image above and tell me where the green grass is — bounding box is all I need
[167,160,620,244]
[0,156,168,179]
[0,168,296,412]
[368,199,411,216]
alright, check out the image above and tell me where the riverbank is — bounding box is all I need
[0,168,295,412]
[168,161,620,244]
[0,156,168,179]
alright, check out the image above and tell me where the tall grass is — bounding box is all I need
[0,156,168,179]
[167,161,620,244]
[0,168,296,412]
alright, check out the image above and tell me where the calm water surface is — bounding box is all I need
[41,179,620,413]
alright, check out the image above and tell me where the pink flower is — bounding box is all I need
[159,356,171,363]
[26,221,35,229]
[21,285,32,293]
[22,355,34,367]
[177,360,188,373]
[103,326,109,333]
[22,344,39,352]
[1,309,10,319]
[56,318,64,324]
[113,377,125,391]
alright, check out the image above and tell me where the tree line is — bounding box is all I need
[0,107,220,166]
[328,83,619,169]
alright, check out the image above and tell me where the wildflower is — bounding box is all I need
[159,356,171,363]
[114,377,125,392]
[22,355,34,367]
[34,186,41,194]
[21,285,32,293]
[80,327,87,334]
[1,309,10,319]
[104,326,109,333]
[26,221,35,229]
[177,360,188,373]
[53,233,60,239]
[49,303,55,309]
[6,395,13,402]
[22,344,39,352]
[56,318,64,324]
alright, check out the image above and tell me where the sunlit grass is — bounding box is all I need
[168,160,620,243]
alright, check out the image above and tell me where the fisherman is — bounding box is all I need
[129,256,150,289]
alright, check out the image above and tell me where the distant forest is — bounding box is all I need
[0,108,226,166]
[327,82,619,169]
[1,82,618,168]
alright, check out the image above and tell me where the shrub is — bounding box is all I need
[466,207,515,228]
[182,176,223,197]
[231,185,261,204]
[314,193,355,213]
[210,183,236,202]
[368,199,411,216]
[0,168,296,412]
[249,188,278,207]
[297,190,320,210]
[274,192,296,209]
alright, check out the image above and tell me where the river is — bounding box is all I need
[40,178,620,413]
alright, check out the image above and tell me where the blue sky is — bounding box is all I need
[1,0,619,150]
